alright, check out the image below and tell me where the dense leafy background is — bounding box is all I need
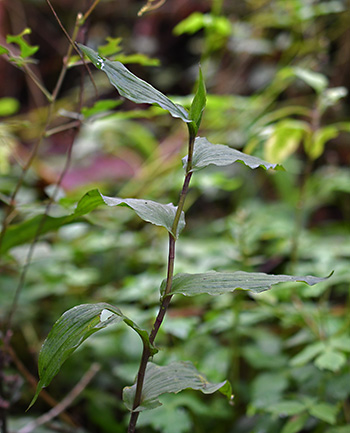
[1,0,350,432]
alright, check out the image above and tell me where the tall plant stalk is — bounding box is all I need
[127,129,195,432]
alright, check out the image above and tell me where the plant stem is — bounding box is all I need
[127,132,195,433]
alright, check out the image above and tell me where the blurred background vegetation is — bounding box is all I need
[0,0,350,432]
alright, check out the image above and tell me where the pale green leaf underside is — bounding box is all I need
[79,44,190,123]
[101,193,185,238]
[123,361,232,412]
[183,137,282,172]
[166,271,329,296]
[29,303,154,409]
[1,189,184,253]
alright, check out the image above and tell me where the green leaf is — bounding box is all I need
[315,349,346,372]
[138,399,192,433]
[123,361,232,412]
[82,99,123,118]
[326,426,350,433]
[189,67,206,132]
[290,342,325,367]
[6,28,39,59]
[309,402,339,424]
[29,303,154,409]
[112,53,160,67]
[265,120,309,163]
[281,413,309,433]
[165,271,329,297]
[267,400,306,416]
[183,137,282,172]
[330,335,350,353]
[320,87,348,111]
[1,189,185,254]
[97,36,123,57]
[0,46,9,55]
[305,126,339,160]
[173,12,231,37]
[78,44,189,123]
[173,12,208,35]
[292,67,328,93]
[100,193,185,238]
[0,97,20,116]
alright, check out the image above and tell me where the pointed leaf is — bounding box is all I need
[265,119,309,163]
[182,137,282,172]
[100,193,185,238]
[97,36,123,57]
[315,349,346,372]
[1,189,184,254]
[189,67,206,132]
[290,342,325,367]
[309,402,338,424]
[78,44,190,123]
[123,361,232,412]
[6,28,39,59]
[281,413,309,433]
[292,67,328,94]
[29,303,155,409]
[305,126,339,160]
[267,400,306,416]
[165,271,330,297]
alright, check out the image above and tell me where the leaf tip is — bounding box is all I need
[26,381,44,411]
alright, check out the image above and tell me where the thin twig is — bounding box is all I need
[17,364,100,433]
[46,0,98,99]
[5,345,76,427]
[83,0,102,22]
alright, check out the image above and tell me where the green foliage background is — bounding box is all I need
[1,0,350,432]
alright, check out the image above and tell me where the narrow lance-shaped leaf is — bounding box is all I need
[163,271,331,297]
[78,44,190,123]
[189,66,206,134]
[123,361,232,412]
[1,189,185,253]
[29,303,156,409]
[182,137,283,172]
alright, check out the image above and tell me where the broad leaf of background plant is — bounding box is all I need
[1,189,185,253]
[123,361,232,412]
[182,137,282,172]
[304,125,339,160]
[290,335,350,372]
[265,119,310,163]
[268,399,338,425]
[78,44,190,123]
[29,303,154,409]
[165,271,330,296]
[281,413,309,433]
[291,67,328,94]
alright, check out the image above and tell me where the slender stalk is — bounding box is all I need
[21,63,53,101]
[5,344,76,427]
[127,131,196,433]
[83,0,102,22]
[17,364,100,433]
